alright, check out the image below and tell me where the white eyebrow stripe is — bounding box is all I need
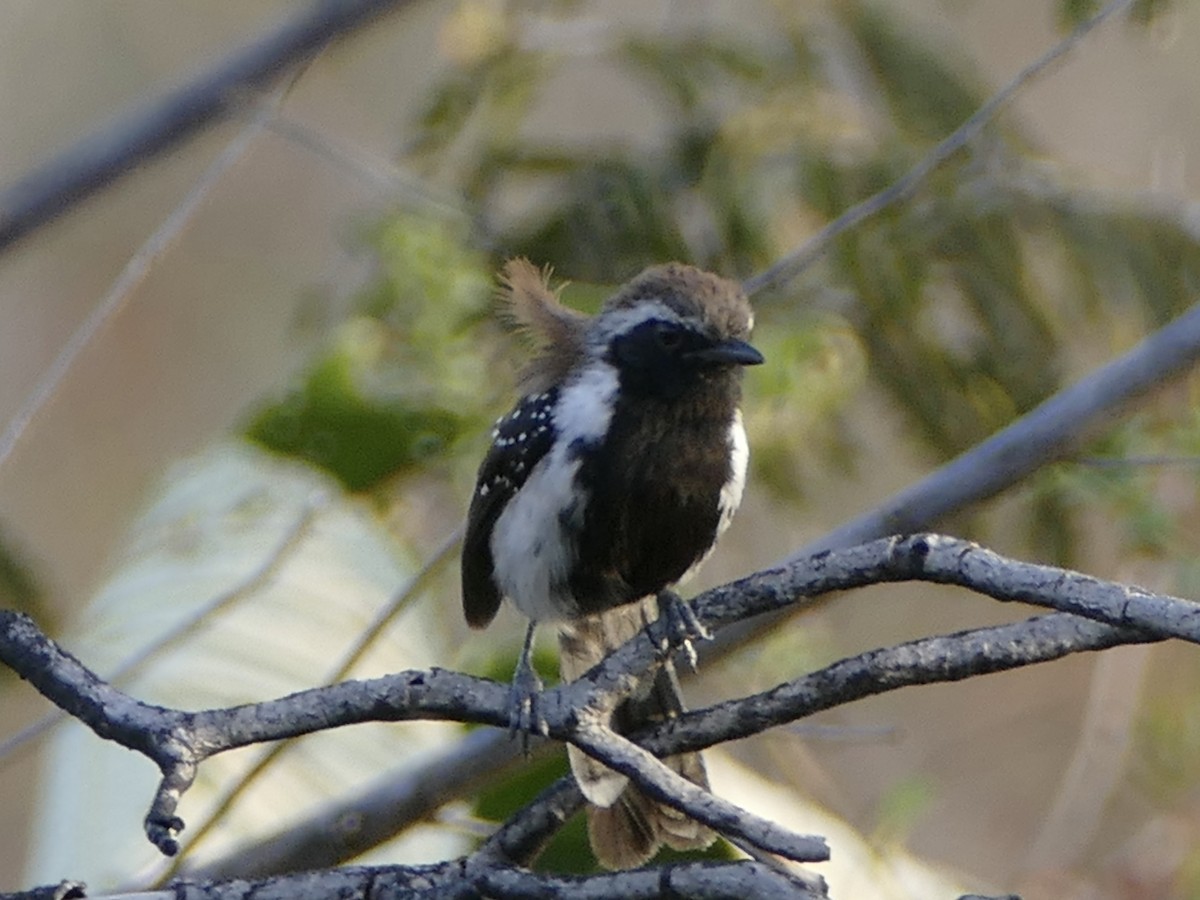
[588,301,682,346]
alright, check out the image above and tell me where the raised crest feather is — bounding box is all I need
[497,258,589,394]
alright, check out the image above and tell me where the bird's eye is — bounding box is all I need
[655,324,684,350]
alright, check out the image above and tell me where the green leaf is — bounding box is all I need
[246,320,468,491]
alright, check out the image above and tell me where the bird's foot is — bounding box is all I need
[655,590,711,671]
[508,622,547,752]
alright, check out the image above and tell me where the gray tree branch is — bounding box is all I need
[571,719,829,863]
[0,0,1180,897]
[186,727,527,881]
[785,302,1200,562]
[742,0,1136,296]
[3,859,826,900]
[1,533,1192,896]
[0,0,416,252]
[184,289,1200,879]
[479,610,1149,877]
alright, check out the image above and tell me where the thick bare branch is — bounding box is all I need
[3,861,826,900]
[0,610,510,854]
[183,288,1200,877]
[188,729,526,880]
[693,534,1198,641]
[2,534,1191,873]
[479,608,1150,873]
[468,860,826,899]
[0,607,830,866]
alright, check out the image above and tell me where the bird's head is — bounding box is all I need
[590,263,762,401]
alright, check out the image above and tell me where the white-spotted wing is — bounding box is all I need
[462,389,559,627]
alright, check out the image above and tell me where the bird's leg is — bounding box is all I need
[654,590,712,671]
[508,621,546,749]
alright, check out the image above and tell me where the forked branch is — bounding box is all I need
[0,532,1187,886]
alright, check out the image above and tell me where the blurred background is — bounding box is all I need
[2,1,1200,897]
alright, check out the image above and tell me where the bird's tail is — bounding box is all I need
[557,598,715,869]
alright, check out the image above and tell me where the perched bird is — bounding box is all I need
[462,258,761,868]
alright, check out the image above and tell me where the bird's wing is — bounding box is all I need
[462,388,559,628]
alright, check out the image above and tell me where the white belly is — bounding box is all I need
[489,362,620,622]
[490,445,582,622]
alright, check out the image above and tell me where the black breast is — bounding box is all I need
[568,381,738,615]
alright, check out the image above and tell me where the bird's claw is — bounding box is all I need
[507,622,547,753]
[656,590,711,671]
[507,662,547,752]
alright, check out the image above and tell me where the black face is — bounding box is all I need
[608,319,762,400]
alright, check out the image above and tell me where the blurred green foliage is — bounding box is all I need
[249,0,1196,555]
[246,214,495,490]
[1135,651,1200,802]
[872,775,936,846]
[1058,0,1169,28]
[0,532,39,619]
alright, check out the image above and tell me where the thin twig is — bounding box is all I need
[743,0,1137,296]
[330,527,465,680]
[254,110,472,221]
[1023,644,1150,871]
[1074,454,1200,467]
[0,74,295,473]
[570,720,829,862]
[0,0,416,252]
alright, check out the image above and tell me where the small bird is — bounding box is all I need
[462,258,761,868]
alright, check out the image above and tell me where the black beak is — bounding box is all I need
[685,337,764,367]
